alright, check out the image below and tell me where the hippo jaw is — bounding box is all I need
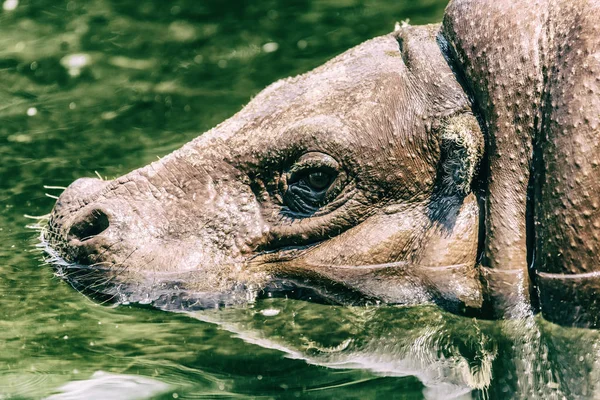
[43,26,486,313]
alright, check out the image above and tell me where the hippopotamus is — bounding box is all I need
[43,0,600,328]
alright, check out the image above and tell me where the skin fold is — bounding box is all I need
[443,0,600,326]
[45,0,600,328]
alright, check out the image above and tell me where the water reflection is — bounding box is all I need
[192,299,600,399]
[2,286,600,399]
[45,371,170,400]
[195,304,484,399]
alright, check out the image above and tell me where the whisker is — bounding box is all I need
[43,185,68,190]
[24,213,51,220]
[26,223,44,229]
[45,193,60,200]
[66,268,101,281]
[88,260,114,269]
[97,286,121,305]
[96,242,120,260]
[98,295,119,306]
[121,248,137,266]
[87,275,114,290]
[113,248,137,277]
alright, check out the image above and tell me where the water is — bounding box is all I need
[1,0,600,399]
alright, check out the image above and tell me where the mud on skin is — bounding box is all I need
[44,0,600,328]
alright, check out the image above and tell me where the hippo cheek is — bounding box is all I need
[268,193,483,313]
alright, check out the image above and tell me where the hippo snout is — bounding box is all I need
[46,178,113,265]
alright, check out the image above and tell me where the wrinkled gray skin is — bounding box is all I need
[45,0,600,327]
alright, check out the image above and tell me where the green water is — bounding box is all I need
[1,0,600,399]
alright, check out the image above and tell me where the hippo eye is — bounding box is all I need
[283,152,342,216]
[305,171,332,191]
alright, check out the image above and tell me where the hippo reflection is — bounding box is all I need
[44,0,600,328]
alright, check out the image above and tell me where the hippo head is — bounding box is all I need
[44,24,485,313]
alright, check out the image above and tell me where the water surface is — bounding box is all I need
[1,0,600,399]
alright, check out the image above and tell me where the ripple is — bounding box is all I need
[0,370,61,399]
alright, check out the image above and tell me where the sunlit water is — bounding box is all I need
[2,0,600,399]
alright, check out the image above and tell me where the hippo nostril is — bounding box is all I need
[68,209,110,242]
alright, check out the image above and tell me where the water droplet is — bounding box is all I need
[260,308,280,317]
[60,53,91,77]
[262,42,279,53]
[2,0,18,11]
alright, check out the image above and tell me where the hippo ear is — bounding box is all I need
[437,113,484,196]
